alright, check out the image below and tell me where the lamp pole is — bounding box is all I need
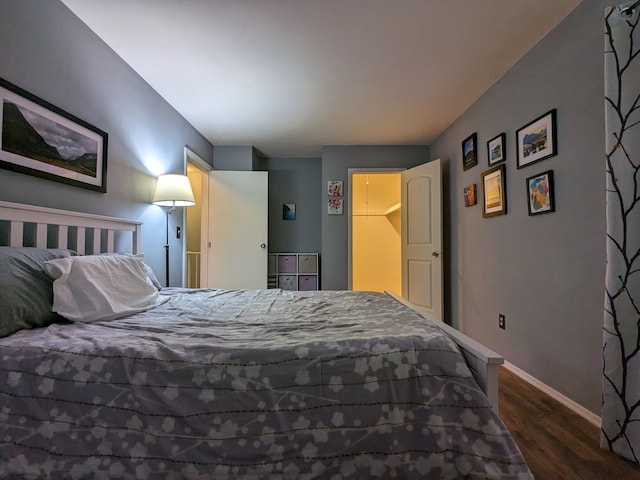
[164,203,176,287]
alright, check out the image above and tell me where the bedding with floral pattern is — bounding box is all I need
[0,285,531,479]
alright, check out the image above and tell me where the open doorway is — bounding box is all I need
[185,147,211,288]
[349,170,402,295]
[349,162,443,320]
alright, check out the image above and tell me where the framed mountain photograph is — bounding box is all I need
[516,109,557,169]
[0,78,108,192]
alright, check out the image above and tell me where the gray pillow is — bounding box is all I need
[0,247,75,338]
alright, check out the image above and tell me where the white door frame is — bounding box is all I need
[184,146,212,287]
[347,167,404,290]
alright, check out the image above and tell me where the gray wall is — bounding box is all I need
[0,0,213,286]
[263,157,322,254]
[213,146,260,171]
[429,0,607,414]
[321,145,430,290]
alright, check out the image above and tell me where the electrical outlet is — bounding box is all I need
[498,314,506,329]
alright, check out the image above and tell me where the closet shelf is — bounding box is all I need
[384,203,401,216]
[353,203,401,217]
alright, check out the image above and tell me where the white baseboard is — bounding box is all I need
[503,361,601,428]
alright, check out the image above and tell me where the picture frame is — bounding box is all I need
[481,164,507,218]
[462,132,478,171]
[487,133,506,165]
[283,203,296,221]
[526,170,555,216]
[327,180,343,197]
[328,198,343,215]
[464,184,477,207]
[516,109,557,169]
[0,78,108,192]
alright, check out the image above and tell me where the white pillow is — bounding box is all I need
[43,254,163,322]
[101,252,162,290]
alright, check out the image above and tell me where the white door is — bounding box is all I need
[401,159,443,320]
[208,171,268,289]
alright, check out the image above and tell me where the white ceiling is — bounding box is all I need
[61,0,583,158]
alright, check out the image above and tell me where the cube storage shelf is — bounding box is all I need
[268,253,319,291]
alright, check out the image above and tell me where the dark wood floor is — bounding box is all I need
[498,366,640,479]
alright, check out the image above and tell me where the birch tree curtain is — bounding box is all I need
[602,4,640,463]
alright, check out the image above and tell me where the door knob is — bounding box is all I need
[431,250,440,257]
[260,243,266,249]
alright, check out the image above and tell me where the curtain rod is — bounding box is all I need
[619,0,640,16]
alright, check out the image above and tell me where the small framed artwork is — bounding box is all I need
[526,170,555,216]
[462,133,478,171]
[327,180,343,196]
[283,203,296,221]
[464,184,477,207]
[328,198,343,215]
[0,77,108,192]
[516,109,557,169]
[487,133,506,165]
[481,164,507,218]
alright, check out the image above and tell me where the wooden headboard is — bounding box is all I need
[0,201,141,254]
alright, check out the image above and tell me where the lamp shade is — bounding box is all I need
[152,174,195,207]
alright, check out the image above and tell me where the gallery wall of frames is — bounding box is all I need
[461,109,557,218]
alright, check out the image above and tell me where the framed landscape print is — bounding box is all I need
[0,78,108,192]
[516,109,557,169]
[487,133,506,165]
[481,164,506,218]
[462,132,478,171]
[526,170,555,215]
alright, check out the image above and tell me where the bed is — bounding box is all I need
[0,201,532,479]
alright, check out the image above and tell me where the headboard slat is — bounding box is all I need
[107,230,115,253]
[36,223,47,248]
[58,225,69,250]
[93,229,101,254]
[76,227,86,255]
[10,221,23,247]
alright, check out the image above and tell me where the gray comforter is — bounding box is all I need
[0,289,532,479]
